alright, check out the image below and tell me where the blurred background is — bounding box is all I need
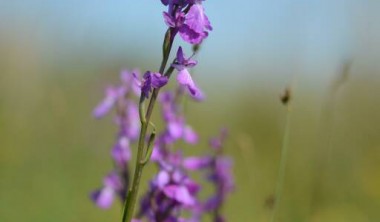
[1,0,380,221]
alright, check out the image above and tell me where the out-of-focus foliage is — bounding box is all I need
[1,59,379,221]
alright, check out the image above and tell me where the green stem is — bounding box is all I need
[270,105,292,222]
[121,28,175,222]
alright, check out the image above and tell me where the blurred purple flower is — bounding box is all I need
[91,172,125,209]
[121,69,141,96]
[116,100,140,141]
[92,86,121,118]
[139,166,201,221]
[183,156,212,170]
[159,91,199,144]
[92,69,141,118]
[111,136,131,168]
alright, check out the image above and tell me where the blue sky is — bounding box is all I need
[0,0,378,84]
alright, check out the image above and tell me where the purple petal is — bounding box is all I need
[111,137,131,167]
[168,120,184,140]
[131,70,142,96]
[185,4,212,33]
[183,156,212,170]
[163,12,175,27]
[150,145,163,162]
[175,186,196,206]
[183,178,201,194]
[92,87,119,118]
[125,101,140,140]
[178,3,212,44]
[91,187,115,209]
[132,72,142,87]
[179,25,206,45]
[151,72,168,88]
[161,0,169,5]
[163,185,195,206]
[177,69,194,87]
[155,170,170,188]
[168,152,184,168]
[183,126,198,144]
[177,69,204,100]
[186,58,198,68]
[176,46,185,64]
[120,69,132,84]
[103,172,123,191]
[171,169,184,183]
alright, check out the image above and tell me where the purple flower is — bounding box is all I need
[116,100,140,141]
[134,71,168,99]
[208,157,234,194]
[92,69,141,119]
[92,86,120,118]
[202,130,234,221]
[139,167,201,220]
[159,91,199,144]
[162,1,212,44]
[91,70,141,210]
[121,69,141,96]
[173,47,204,101]
[162,184,196,206]
[163,11,186,28]
[111,136,131,168]
[183,156,212,170]
[91,172,124,209]
[160,91,177,121]
[183,126,199,144]
[166,118,199,144]
[179,3,212,44]
[91,186,114,209]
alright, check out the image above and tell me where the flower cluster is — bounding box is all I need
[184,129,234,222]
[137,97,234,221]
[91,70,141,208]
[91,1,233,221]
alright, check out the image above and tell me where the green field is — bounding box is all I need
[1,58,379,221]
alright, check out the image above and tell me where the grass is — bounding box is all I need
[0,65,380,222]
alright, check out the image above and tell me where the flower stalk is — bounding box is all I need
[122,28,175,222]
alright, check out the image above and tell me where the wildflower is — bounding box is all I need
[134,71,168,99]
[116,100,140,141]
[162,1,213,44]
[159,91,199,144]
[183,156,212,170]
[111,136,132,169]
[92,86,121,118]
[179,3,212,44]
[172,47,204,100]
[91,172,125,209]
[139,164,201,221]
[205,131,234,221]
[92,69,140,118]
[182,129,234,222]
[91,70,139,209]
